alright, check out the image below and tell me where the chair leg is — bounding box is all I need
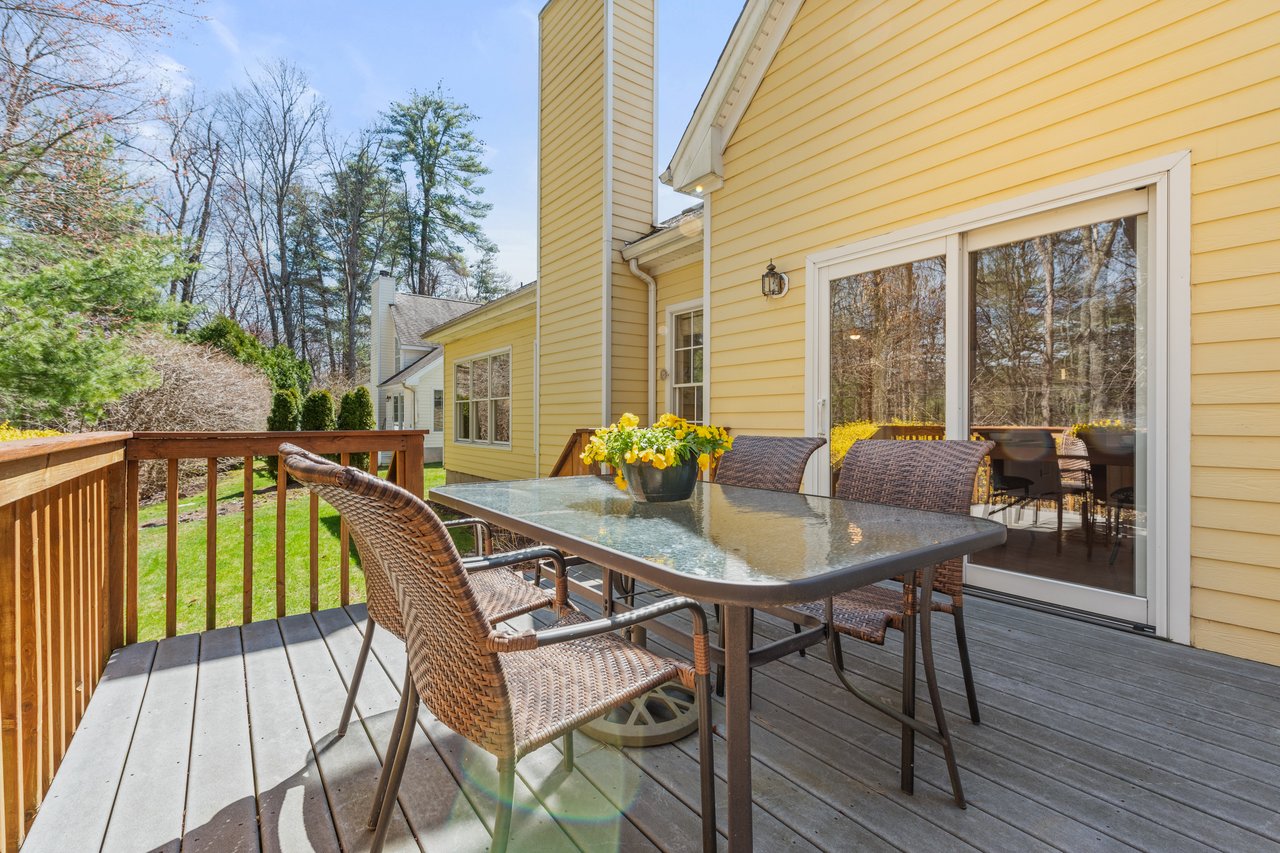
[952,605,980,725]
[562,730,574,772]
[899,609,917,796]
[794,621,805,657]
[369,689,419,853]
[1056,495,1064,554]
[695,671,717,853]
[338,618,376,738]
[715,604,726,697]
[492,759,517,853]
[920,581,965,808]
[368,664,413,829]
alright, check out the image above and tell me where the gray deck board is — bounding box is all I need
[21,592,1280,853]
[181,627,259,853]
[100,633,200,853]
[241,619,340,853]
[22,641,155,853]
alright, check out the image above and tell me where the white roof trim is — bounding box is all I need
[661,0,803,195]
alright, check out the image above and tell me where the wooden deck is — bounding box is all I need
[22,590,1280,852]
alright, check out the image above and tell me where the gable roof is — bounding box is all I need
[378,347,442,388]
[423,282,538,343]
[661,0,803,195]
[391,293,478,344]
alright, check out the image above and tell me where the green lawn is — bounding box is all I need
[136,461,451,640]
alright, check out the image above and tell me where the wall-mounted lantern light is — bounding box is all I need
[761,260,789,299]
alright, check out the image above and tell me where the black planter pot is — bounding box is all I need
[621,459,698,503]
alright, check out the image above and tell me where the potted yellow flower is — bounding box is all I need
[580,412,734,502]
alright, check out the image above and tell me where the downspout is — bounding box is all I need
[629,257,658,425]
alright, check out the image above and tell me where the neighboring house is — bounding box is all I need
[437,0,1280,667]
[368,272,477,463]
[423,283,537,483]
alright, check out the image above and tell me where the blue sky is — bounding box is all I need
[161,1,744,285]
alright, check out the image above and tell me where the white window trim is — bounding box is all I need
[453,346,513,451]
[803,151,1190,644]
[665,298,704,421]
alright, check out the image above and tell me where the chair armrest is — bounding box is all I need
[463,546,564,574]
[487,597,712,677]
[443,517,492,556]
[535,597,708,646]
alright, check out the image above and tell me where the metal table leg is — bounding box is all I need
[722,604,754,852]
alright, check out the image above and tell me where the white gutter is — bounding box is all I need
[629,257,658,425]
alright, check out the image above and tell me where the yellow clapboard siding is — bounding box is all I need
[1192,273,1279,315]
[1191,435,1280,470]
[704,0,1280,661]
[1192,618,1280,666]
[1192,404,1280,437]
[539,0,606,471]
[1192,526,1280,569]
[1190,371,1280,405]
[1190,588,1280,635]
[1193,557,1280,602]
[436,292,537,482]
[1189,497,1280,537]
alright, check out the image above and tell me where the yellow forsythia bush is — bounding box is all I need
[828,419,943,470]
[0,421,61,442]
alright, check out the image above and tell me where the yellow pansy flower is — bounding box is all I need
[624,445,638,464]
[614,473,628,490]
[698,453,711,471]
[620,412,640,429]
[665,447,676,466]
[652,453,668,470]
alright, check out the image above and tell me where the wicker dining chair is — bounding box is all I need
[707,434,826,694]
[713,434,827,492]
[784,438,993,807]
[278,444,567,740]
[282,448,717,853]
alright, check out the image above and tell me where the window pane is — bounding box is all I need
[494,398,510,443]
[455,363,470,400]
[471,357,489,400]
[969,215,1146,597]
[828,257,946,426]
[433,390,444,432]
[674,349,691,384]
[476,398,490,441]
[676,386,699,422]
[676,313,692,348]
[491,353,510,398]
[690,310,703,346]
[456,402,470,440]
[692,348,703,383]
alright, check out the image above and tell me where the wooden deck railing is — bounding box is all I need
[0,429,425,848]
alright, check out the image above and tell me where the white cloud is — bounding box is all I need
[207,16,241,56]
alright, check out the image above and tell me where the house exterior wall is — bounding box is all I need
[538,0,607,472]
[609,0,658,423]
[538,0,657,473]
[435,291,538,483]
[706,0,1280,662]
[655,259,703,417]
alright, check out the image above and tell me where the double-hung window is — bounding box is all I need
[670,308,704,423]
[455,350,511,445]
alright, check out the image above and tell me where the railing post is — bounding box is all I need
[106,461,126,651]
[402,439,425,499]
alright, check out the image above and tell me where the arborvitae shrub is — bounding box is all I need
[336,386,375,470]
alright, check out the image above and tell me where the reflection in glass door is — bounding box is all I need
[967,207,1149,613]
[828,253,946,491]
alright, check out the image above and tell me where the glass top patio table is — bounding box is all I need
[430,475,1007,607]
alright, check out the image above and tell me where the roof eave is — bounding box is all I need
[662,0,803,193]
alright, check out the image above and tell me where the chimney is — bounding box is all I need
[537,0,656,472]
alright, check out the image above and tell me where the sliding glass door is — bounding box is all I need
[813,191,1158,627]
